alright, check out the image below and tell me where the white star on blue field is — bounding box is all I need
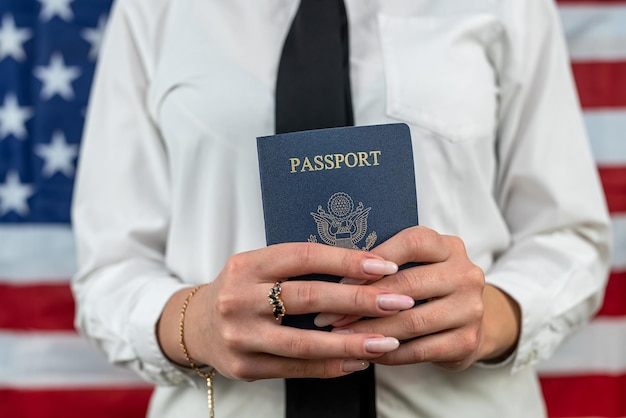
[0,0,112,223]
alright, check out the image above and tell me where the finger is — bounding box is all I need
[371,327,480,371]
[222,353,372,381]
[317,313,361,328]
[373,254,484,304]
[228,243,397,284]
[275,280,415,318]
[370,226,451,265]
[248,324,400,360]
[332,298,479,342]
[310,276,405,327]
[373,262,465,300]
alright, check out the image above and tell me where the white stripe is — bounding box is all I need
[0,224,76,283]
[0,331,150,388]
[537,317,626,376]
[3,324,625,387]
[612,214,626,271]
[559,5,626,61]
[0,214,623,285]
[584,110,626,166]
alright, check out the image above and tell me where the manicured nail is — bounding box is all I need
[339,278,368,285]
[341,360,370,373]
[362,259,398,276]
[314,313,346,327]
[377,294,415,311]
[364,337,400,353]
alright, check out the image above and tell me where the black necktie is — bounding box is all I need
[275,0,353,133]
[275,1,377,417]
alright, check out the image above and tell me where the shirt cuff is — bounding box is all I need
[127,279,202,386]
[473,349,517,369]
[485,271,550,373]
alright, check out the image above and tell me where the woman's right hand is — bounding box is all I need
[157,242,415,381]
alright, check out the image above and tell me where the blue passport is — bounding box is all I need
[257,123,418,329]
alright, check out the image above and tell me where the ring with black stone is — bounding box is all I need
[268,281,286,320]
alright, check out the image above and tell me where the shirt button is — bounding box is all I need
[165,371,183,384]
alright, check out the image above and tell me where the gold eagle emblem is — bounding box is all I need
[308,192,377,251]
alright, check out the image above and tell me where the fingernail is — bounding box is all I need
[377,294,415,311]
[314,313,346,327]
[365,337,400,353]
[339,278,368,285]
[341,360,370,373]
[362,259,398,275]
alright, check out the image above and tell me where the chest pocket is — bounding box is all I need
[378,13,501,143]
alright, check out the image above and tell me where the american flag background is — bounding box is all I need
[0,0,624,417]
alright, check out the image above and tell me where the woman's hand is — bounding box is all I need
[324,226,521,371]
[157,242,415,380]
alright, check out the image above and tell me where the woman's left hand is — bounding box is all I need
[325,226,521,371]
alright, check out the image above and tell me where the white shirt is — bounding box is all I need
[71,0,612,417]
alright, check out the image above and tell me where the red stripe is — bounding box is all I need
[2,267,626,331]
[572,62,626,109]
[598,166,626,214]
[0,387,152,418]
[3,377,626,418]
[0,283,75,331]
[596,271,626,317]
[541,374,626,417]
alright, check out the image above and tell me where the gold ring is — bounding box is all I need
[268,282,286,320]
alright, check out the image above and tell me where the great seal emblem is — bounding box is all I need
[308,192,377,251]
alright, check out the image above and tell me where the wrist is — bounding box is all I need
[157,285,208,367]
[478,284,521,363]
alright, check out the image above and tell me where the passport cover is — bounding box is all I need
[257,123,418,329]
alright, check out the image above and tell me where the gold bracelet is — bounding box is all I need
[179,284,217,418]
